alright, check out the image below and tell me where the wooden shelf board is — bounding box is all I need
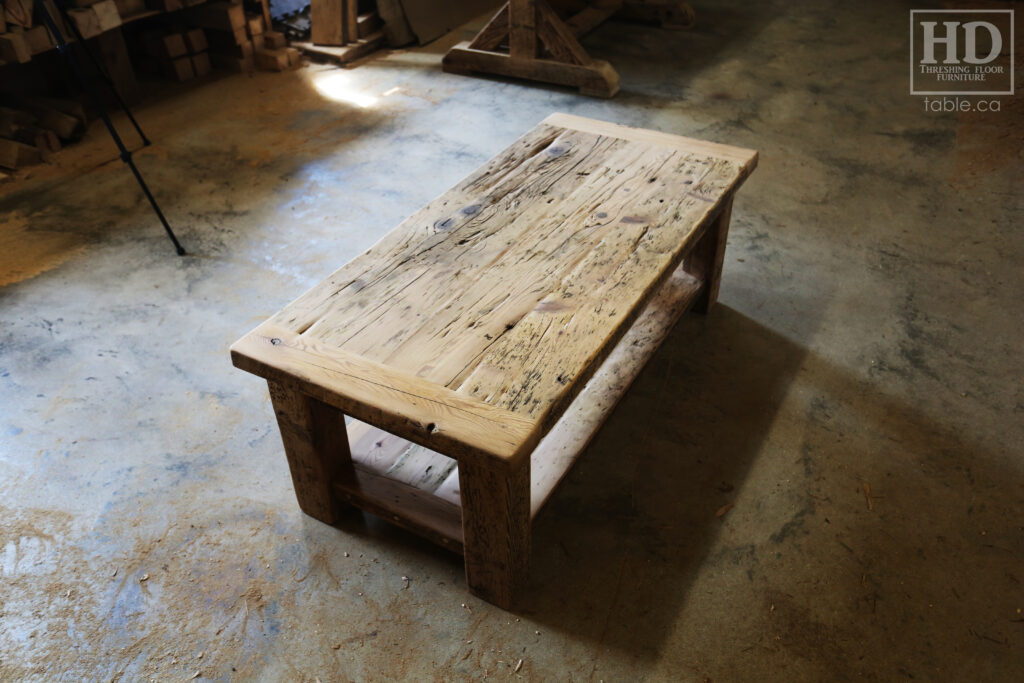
[333,266,704,549]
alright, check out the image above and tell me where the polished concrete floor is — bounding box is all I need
[1,0,1021,680]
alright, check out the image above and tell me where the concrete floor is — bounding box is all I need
[1,0,1021,680]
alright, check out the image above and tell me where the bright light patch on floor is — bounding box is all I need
[311,72,378,108]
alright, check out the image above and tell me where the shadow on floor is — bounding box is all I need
[519,304,809,656]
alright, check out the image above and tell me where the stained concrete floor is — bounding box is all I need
[1,0,1022,680]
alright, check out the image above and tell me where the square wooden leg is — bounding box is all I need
[684,195,734,313]
[268,380,353,524]
[458,457,530,609]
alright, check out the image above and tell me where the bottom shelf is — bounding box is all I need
[334,269,704,553]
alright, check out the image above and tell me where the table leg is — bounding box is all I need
[685,195,734,313]
[268,379,353,525]
[458,456,530,609]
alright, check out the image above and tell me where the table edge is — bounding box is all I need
[231,323,540,466]
[542,112,760,170]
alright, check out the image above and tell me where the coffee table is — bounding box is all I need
[231,113,758,607]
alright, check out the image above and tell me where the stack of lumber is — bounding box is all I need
[66,0,124,39]
[0,97,87,171]
[189,0,296,72]
[299,0,383,65]
[140,26,210,80]
[188,1,252,71]
[0,0,120,52]
[0,0,45,64]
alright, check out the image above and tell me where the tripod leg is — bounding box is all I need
[123,151,186,255]
[36,0,187,256]
[51,0,151,146]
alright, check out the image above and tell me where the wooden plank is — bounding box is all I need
[343,0,358,44]
[297,265,703,539]
[292,31,383,65]
[183,28,207,53]
[254,46,288,70]
[268,380,352,524]
[347,419,415,474]
[0,138,42,169]
[2,0,33,29]
[263,30,287,49]
[468,5,509,51]
[91,0,123,32]
[536,1,588,65]
[231,323,539,464]
[24,26,55,54]
[0,32,32,63]
[113,0,146,19]
[246,13,265,36]
[333,468,464,553]
[444,43,618,96]
[541,112,760,166]
[32,109,82,140]
[508,0,537,60]
[258,0,272,33]
[310,0,344,46]
[67,8,103,39]
[0,121,59,158]
[459,456,530,608]
[684,195,732,313]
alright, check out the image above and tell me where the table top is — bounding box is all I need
[232,113,757,464]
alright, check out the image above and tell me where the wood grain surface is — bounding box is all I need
[233,114,757,463]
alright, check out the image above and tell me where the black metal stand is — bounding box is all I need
[34,0,186,255]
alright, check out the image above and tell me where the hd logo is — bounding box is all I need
[910,10,1014,95]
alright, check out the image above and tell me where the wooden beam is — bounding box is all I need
[684,196,733,313]
[536,1,589,65]
[459,455,529,608]
[310,0,344,46]
[267,380,353,524]
[0,138,42,170]
[508,0,537,60]
[258,0,272,33]
[343,0,359,44]
[468,5,510,51]
[445,0,623,97]
[292,31,384,66]
[333,470,464,553]
[443,43,619,97]
[231,323,539,465]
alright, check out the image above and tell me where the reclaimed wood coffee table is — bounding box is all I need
[231,113,757,608]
